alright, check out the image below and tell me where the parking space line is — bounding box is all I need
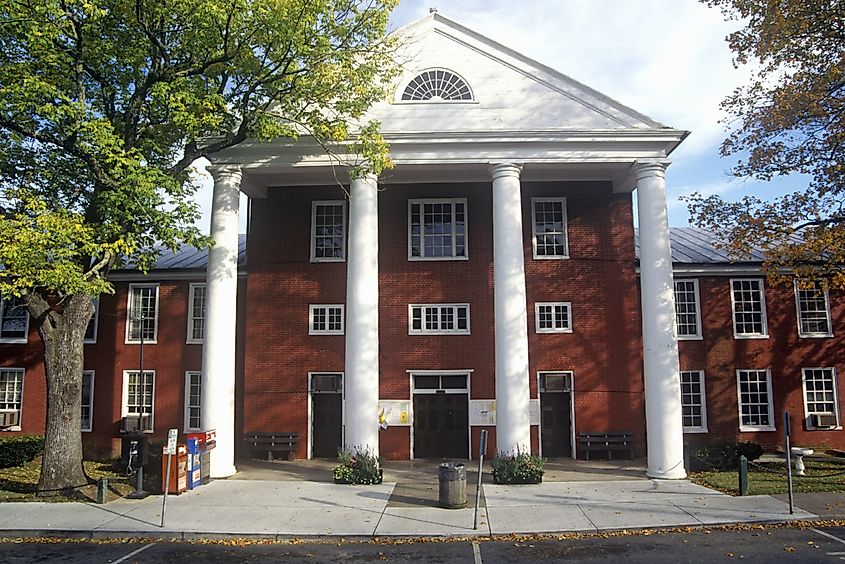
[472,541,482,564]
[111,541,158,564]
[813,528,845,546]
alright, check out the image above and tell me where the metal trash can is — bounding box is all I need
[438,462,467,509]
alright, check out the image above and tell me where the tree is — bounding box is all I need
[0,0,397,495]
[684,0,845,286]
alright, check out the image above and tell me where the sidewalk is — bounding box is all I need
[0,477,817,540]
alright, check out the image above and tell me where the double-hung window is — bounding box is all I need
[185,371,202,431]
[309,305,345,335]
[0,296,29,343]
[0,368,24,430]
[532,197,569,259]
[409,199,467,260]
[126,284,159,343]
[674,279,702,339]
[680,370,707,433]
[535,302,572,333]
[187,283,207,343]
[81,371,94,432]
[409,304,470,334]
[795,281,833,338]
[802,367,840,428]
[311,201,346,262]
[730,279,768,338]
[122,370,155,430]
[736,369,775,431]
[84,299,99,344]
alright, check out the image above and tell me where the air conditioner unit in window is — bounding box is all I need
[0,411,20,428]
[120,414,152,433]
[812,413,838,429]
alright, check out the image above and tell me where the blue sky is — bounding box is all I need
[195,0,807,230]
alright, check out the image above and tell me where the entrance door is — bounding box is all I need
[310,373,343,458]
[539,372,573,458]
[413,374,469,459]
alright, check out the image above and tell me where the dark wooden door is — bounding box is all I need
[312,393,343,458]
[413,393,469,458]
[541,392,571,457]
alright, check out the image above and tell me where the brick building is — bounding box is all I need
[1,13,842,478]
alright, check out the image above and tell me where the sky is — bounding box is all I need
[194,0,806,231]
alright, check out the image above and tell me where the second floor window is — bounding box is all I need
[126,284,159,343]
[409,199,467,260]
[187,284,206,343]
[532,198,569,258]
[730,279,768,338]
[83,299,99,344]
[409,304,470,334]
[535,302,572,333]
[674,279,702,339]
[795,280,832,337]
[311,201,346,262]
[0,296,29,343]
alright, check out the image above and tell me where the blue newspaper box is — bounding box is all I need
[186,438,203,490]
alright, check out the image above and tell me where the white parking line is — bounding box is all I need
[111,542,158,564]
[813,528,845,546]
[472,541,482,564]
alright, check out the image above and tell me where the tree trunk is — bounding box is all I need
[30,292,93,496]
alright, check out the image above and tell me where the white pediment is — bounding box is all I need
[367,12,668,134]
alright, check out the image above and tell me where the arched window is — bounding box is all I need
[401,69,473,101]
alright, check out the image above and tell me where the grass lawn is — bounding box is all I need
[691,459,845,495]
[0,458,134,502]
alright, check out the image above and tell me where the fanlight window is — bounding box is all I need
[401,69,473,101]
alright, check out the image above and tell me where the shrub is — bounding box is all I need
[332,448,383,485]
[491,449,544,484]
[693,441,763,471]
[0,435,44,468]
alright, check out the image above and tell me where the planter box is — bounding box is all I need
[334,468,383,485]
[492,475,543,485]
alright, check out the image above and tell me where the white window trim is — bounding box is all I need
[125,283,160,344]
[680,370,708,434]
[730,278,769,339]
[674,279,703,341]
[0,367,25,431]
[186,283,206,344]
[736,368,775,432]
[794,280,834,338]
[0,297,29,344]
[802,367,841,430]
[408,303,471,335]
[121,369,156,432]
[81,370,94,432]
[407,198,469,261]
[531,197,570,260]
[184,371,202,432]
[83,299,99,344]
[534,302,573,334]
[310,200,347,263]
[309,304,345,335]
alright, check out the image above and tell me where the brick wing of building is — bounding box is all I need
[2,13,841,479]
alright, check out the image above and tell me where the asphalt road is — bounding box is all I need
[4,526,845,563]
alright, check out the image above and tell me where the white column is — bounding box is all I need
[202,164,242,478]
[491,163,531,455]
[344,173,380,455]
[636,160,686,479]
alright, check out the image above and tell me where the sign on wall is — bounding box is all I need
[378,400,411,426]
[529,399,540,426]
[470,400,496,425]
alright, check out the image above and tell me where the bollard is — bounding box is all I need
[96,478,108,504]
[738,455,748,496]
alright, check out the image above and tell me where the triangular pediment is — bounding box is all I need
[366,12,668,134]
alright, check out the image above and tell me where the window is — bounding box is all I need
[185,371,202,431]
[795,281,833,338]
[680,371,707,433]
[122,370,155,430]
[81,371,94,432]
[0,296,29,343]
[409,304,470,334]
[0,368,24,430]
[187,283,206,343]
[674,279,702,339]
[736,369,774,431]
[84,299,99,344]
[535,302,572,333]
[309,305,345,335]
[802,368,840,428]
[126,284,159,343]
[311,201,346,262]
[409,199,468,260]
[532,198,569,259]
[401,69,473,101]
[730,279,768,338]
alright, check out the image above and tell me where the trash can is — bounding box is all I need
[438,462,467,509]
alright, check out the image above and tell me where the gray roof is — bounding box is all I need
[140,235,247,272]
[635,227,765,265]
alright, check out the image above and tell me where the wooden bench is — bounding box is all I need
[578,432,634,460]
[243,432,299,461]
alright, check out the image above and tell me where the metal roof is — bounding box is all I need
[635,227,764,265]
[118,235,247,273]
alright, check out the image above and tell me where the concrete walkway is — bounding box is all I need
[0,472,817,540]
